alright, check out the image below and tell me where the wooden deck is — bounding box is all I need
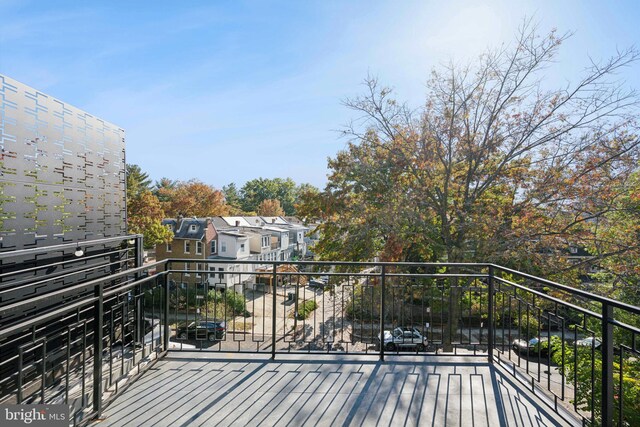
[96,353,576,427]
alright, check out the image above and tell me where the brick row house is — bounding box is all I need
[156,216,309,292]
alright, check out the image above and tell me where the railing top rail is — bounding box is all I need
[491,264,640,316]
[0,234,143,260]
[0,260,165,319]
[165,258,491,268]
[0,269,166,340]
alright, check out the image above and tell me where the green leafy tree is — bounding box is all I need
[222,183,242,209]
[240,177,299,215]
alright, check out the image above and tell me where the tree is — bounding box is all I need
[126,164,151,199]
[162,180,230,218]
[152,177,178,203]
[302,21,640,352]
[257,199,285,216]
[294,185,324,222]
[240,177,298,215]
[222,183,242,209]
[127,190,173,249]
[126,165,172,249]
[309,21,640,268]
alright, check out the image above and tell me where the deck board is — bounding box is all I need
[96,354,577,427]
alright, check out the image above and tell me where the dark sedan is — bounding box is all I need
[176,321,226,342]
[512,337,551,356]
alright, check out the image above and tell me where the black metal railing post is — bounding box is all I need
[488,265,494,364]
[271,262,277,360]
[380,264,386,362]
[601,302,614,427]
[163,271,170,352]
[92,282,104,416]
[135,235,144,268]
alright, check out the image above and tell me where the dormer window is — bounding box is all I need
[569,246,578,254]
[190,224,197,232]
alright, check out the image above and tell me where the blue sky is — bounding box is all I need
[1,0,639,189]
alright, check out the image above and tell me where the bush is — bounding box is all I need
[515,313,541,339]
[206,289,247,318]
[293,300,318,320]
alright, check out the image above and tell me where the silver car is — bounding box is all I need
[380,327,428,351]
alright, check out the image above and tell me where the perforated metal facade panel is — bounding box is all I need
[0,74,126,251]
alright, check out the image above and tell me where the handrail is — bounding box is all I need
[491,264,640,315]
[0,234,143,260]
[0,256,638,427]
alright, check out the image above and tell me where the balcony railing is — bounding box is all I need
[0,239,639,426]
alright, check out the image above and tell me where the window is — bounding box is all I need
[210,240,217,253]
[221,241,227,252]
[196,241,203,255]
[569,246,578,254]
[196,263,202,278]
[218,268,224,279]
[240,243,245,251]
[184,263,190,276]
[190,224,197,232]
[166,242,172,252]
[184,241,191,253]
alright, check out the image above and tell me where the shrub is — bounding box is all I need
[293,300,318,320]
[515,313,541,339]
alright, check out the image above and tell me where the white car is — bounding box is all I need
[576,337,601,348]
[380,327,428,351]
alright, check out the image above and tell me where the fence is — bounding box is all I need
[1,244,639,426]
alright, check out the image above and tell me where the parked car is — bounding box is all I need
[576,337,601,349]
[176,321,226,342]
[308,279,326,288]
[379,327,428,351]
[512,337,552,356]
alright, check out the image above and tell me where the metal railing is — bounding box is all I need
[1,248,639,426]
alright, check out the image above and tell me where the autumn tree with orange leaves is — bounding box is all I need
[161,180,230,218]
[308,22,640,272]
[257,199,285,216]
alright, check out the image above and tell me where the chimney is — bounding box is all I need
[272,218,276,224]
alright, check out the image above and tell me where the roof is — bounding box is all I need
[210,216,231,230]
[241,228,271,238]
[222,216,252,227]
[162,218,208,240]
[284,216,304,225]
[260,216,288,225]
[218,231,248,239]
[243,216,266,226]
[262,226,289,233]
